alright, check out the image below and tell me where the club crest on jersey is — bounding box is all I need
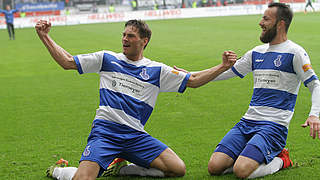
[140,68,150,80]
[83,145,91,156]
[274,55,282,67]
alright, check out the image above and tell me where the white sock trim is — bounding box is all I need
[52,167,77,180]
[248,157,283,179]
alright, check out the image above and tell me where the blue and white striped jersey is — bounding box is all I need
[231,40,318,128]
[74,50,190,132]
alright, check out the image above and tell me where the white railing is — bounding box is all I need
[0,3,318,29]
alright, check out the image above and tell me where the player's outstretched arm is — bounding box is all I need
[186,51,237,88]
[301,80,320,139]
[35,20,77,70]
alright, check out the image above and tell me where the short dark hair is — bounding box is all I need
[268,2,293,33]
[125,19,152,49]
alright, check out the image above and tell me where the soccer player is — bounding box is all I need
[304,0,315,13]
[35,19,237,180]
[0,5,19,40]
[175,2,320,179]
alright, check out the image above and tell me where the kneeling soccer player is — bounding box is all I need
[36,18,237,180]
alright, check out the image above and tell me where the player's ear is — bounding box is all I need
[143,37,148,45]
[142,37,149,48]
[278,20,286,31]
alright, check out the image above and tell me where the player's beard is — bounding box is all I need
[260,23,277,43]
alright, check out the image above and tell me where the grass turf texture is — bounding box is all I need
[0,12,319,179]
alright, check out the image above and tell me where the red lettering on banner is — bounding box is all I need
[163,10,170,16]
[144,9,181,17]
[106,12,125,20]
[48,16,67,22]
[88,14,98,20]
[89,13,124,21]
[28,16,67,25]
[144,11,156,16]
[106,14,113,19]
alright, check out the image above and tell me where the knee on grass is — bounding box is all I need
[233,162,253,179]
[166,161,186,177]
[208,160,226,175]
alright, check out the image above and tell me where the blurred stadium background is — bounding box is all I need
[0,0,319,29]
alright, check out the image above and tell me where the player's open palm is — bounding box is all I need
[301,115,320,139]
[35,20,51,36]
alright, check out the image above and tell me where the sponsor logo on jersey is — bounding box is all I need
[254,71,280,88]
[112,80,117,87]
[83,145,91,156]
[274,55,282,67]
[140,68,150,80]
[255,59,264,62]
[171,70,179,75]
[302,64,312,72]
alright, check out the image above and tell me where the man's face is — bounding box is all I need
[122,25,147,58]
[259,7,278,43]
[6,5,11,11]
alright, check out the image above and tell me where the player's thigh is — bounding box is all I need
[233,137,270,178]
[120,132,167,166]
[231,121,286,178]
[120,129,184,176]
[208,125,247,174]
[248,129,286,164]
[80,137,121,172]
[150,148,186,177]
[73,160,100,180]
[212,125,247,161]
[81,119,128,171]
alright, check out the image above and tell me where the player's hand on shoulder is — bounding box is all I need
[301,115,320,139]
[222,50,237,69]
[173,65,189,73]
[35,20,52,35]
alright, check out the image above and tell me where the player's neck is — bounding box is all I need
[126,53,144,61]
[269,33,287,46]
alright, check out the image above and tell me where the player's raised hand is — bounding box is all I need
[35,20,51,36]
[301,115,320,139]
[222,51,237,69]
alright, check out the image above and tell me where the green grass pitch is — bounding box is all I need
[0,12,319,179]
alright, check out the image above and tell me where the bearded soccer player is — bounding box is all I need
[206,3,320,179]
[35,19,237,180]
[174,2,320,179]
